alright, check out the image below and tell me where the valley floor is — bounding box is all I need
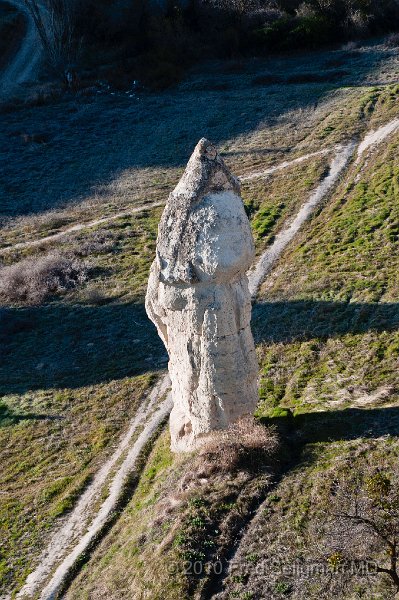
[1,38,399,599]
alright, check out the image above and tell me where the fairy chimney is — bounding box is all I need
[145,139,258,452]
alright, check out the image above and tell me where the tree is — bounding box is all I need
[201,0,262,20]
[23,0,79,77]
[318,466,399,597]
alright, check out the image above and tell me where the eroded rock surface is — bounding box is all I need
[145,138,258,452]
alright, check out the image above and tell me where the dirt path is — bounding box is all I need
[0,0,41,96]
[14,119,399,599]
[356,118,399,161]
[17,376,172,600]
[0,201,164,255]
[239,148,332,182]
[1,152,331,256]
[247,142,357,297]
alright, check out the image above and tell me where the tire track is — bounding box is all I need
[247,142,356,297]
[0,202,164,255]
[239,148,332,182]
[17,376,172,600]
[15,118,399,598]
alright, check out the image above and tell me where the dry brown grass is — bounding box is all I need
[65,421,281,600]
[197,416,279,475]
[218,438,399,600]
[0,250,87,304]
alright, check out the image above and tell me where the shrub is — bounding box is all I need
[142,59,185,91]
[341,40,359,51]
[257,12,335,50]
[24,0,82,75]
[0,251,88,304]
[71,230,116,257]
[81,287,110,305]
[312,462,399,595]
[385,32,399,47]
[138,7,199,89]
[198,416,279,475]
[254,15,295,50]
[287,13,334,48]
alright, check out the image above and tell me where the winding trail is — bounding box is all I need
[247,142,357,297]
[1,150,331,256]
[239,148,332,182]
[0,201,164,255]
[0,0,42,96]
[356,118,399,161]
[17,376,172,600]
[14,118,399,599]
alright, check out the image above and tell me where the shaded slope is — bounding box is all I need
[0,0,41,97]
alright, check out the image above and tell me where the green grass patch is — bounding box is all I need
[255,137,399,416]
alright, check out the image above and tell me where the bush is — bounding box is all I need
[0,251,88,304]
[142,58,185,90]
[251,1,399,53]
[341,40,359,51]
[24,0,82,75]
[257,13,335,50]
[18,0,399,90]
[288,13,334,48]
[312,461,399,595]
[71,230,116,257]
[198,416,279,475]
[385,31,399,47]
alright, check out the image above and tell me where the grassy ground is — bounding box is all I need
[255,133,399,416]
[0,209,168,595]
[63,84,399,600]
[218,436,399,600]
[1,35,399,599]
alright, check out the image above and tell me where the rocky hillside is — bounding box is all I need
[1,36,399,600]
